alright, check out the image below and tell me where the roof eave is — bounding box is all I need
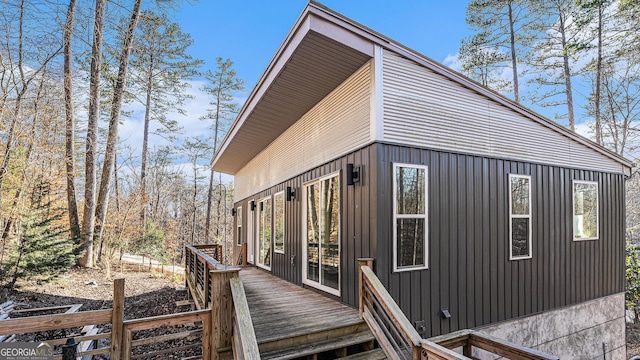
[212,1,633,175]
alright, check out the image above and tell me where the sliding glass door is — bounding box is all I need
[304,173,340,295]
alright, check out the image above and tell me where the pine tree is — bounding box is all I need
[1,182,82,290]
[526,0,584,130]
[200,58,244,244]
[128,10,202,234]
[461,0,532,101]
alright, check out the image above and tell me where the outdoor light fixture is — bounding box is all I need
[260,202,264,211]
[441,308,452,320]
[250,200,256,211]
[286,186,296,201]
[347,163,361,185]
[231,208,236,216]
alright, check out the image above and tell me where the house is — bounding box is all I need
[211,2,632,358]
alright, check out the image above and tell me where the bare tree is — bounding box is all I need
[94,0,143,264]
[80,0,107,267]
[63,0,80,242]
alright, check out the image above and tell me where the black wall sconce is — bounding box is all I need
[286,186,296,201]
[231,208,236,216]
[250,200,256,211]
[260,201,264,211]
[347,163,361,185]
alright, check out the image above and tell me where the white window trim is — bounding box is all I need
[302,171,341,297]
[274,191,285,254]
[236,206,243,246]
[392,163,429,273]
[256,196,272,271]
[509,174,532,260]
[573,180,599,241]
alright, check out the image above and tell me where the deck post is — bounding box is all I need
[111,278,124,360]
[357,258,374,319]
[210,268,240,359]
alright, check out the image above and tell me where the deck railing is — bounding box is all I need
[428,330,559,360]
[235,243,247,266]
[184,244,259,359]
[122,309,212,360]
[0,279,124,360]
[185,245,226,309]
[0,279,216,360]
[229,277,260,359]
[357,259,558,360]
[358,259,465,360]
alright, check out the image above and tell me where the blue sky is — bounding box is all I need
[174,1,469,97]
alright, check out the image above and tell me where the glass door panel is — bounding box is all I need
[321,177,339,289]
[258,198,271,269]
[305,174,340,294]
[307,183,320,283]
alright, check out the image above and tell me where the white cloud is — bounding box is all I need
[443,53,462,71]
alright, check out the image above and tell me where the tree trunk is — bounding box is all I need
[79,0,107,267]
[507,1,519,103]
[191,165,197,244]
[594,3,603,144]
[559,11,576,131]
[94,0,142,263]
[205,74,222,244]
[63,0,80,242]
[205,166,215,243]
[140,48,155,234]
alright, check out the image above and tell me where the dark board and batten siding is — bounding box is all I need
[233,144,379,306]
[375,143,625,338]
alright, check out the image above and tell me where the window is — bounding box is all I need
[509,175,531,259]
[393,164,428,272]
[257,197,272,269]
[274,192,285,253]
[573,181,598,240]
[236,207,243,246]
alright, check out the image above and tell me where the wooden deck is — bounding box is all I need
[240,267,364,345]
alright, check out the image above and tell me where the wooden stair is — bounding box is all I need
[336,348,386,359]
[259,321,379,360]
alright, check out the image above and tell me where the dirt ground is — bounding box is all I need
[4,260,196,359]
[628,322,640,357]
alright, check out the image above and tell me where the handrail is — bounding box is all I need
[429,330,559,360]
[193,244,223,262]
[358,261,465,360]
[229,277,260,360]
[358,259,558,360]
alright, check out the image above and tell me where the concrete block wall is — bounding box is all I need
[474,293,626,359]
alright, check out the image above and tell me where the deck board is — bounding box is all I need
[239,267,363,344]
